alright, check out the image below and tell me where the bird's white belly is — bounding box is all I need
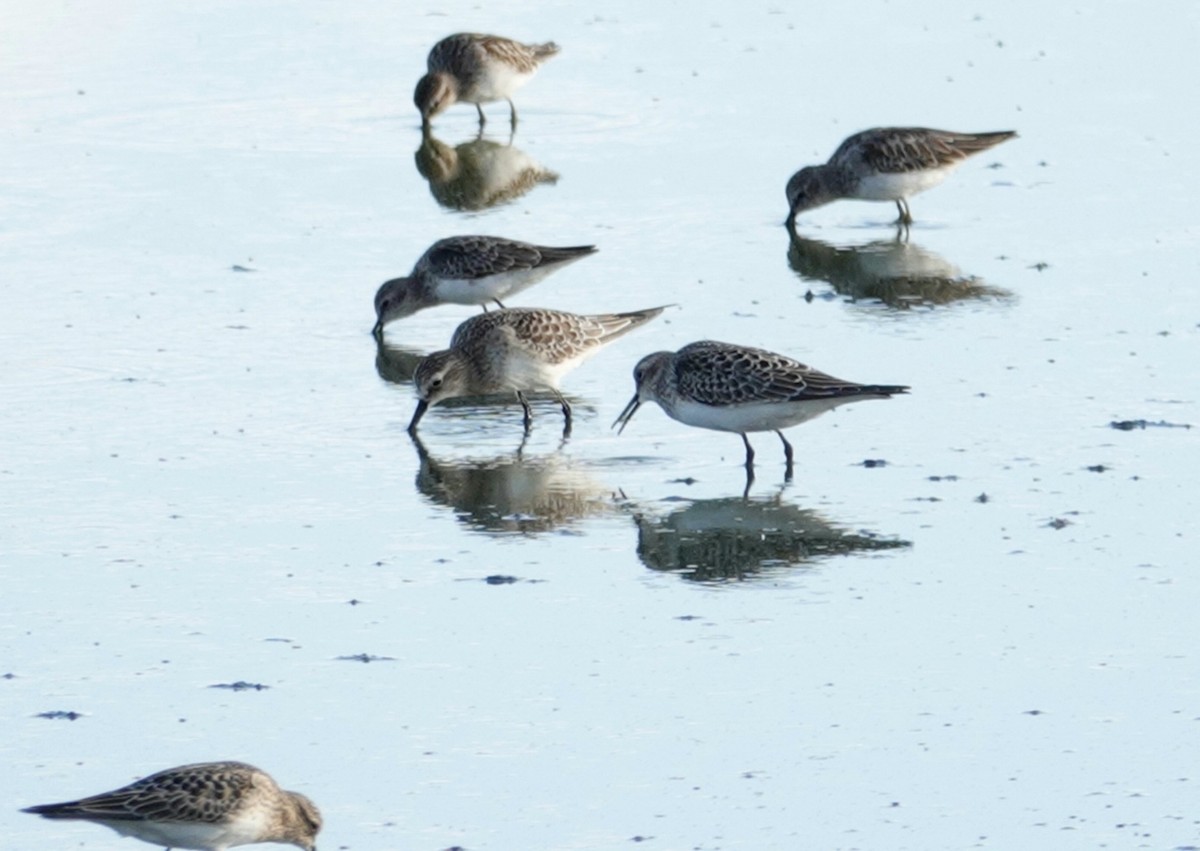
[498,350,580,392]
[107,818,238,850]
[664,397,853,433]
[854,166,953,201]
[436,270,539,306]
[468,66,534,102]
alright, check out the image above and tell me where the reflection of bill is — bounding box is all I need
[373,336,426,386]
[415,130,559,212]
[410,434,616,536]
[787,230,1012,309]
[635,495,909,582]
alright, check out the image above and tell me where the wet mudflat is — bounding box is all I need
[2,2,1197,849]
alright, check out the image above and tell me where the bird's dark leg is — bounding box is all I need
[517,391,533,433]
[552,390,573,438]
[776,430,795,481]
[475,103,487,126]
[741,433,756,469]
[507,97,518,130]
[895,198,913,226]
[494,299,506,309]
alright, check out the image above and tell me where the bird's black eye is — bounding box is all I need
[430,377,443,389]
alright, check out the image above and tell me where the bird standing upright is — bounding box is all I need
[614,340,908,477]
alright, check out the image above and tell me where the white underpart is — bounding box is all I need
[469,65,535,103]
[658,396,887,434]
[435,267,559,306]
[853,165,956,201]
[101,808,272,850]
[498,348,593,393]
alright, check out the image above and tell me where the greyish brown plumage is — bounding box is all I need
[408,306,666,435]
[373,236,596,333]
[22,761,321,851]
[415,131,559,212]
[414,33,560,128]
[614,340,909,473]
[785,127,1017,227]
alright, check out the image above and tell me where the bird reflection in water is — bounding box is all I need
[634,493,909,582]
[415,129,559,212]
[374,335,426,386]
[409,434,618,536]
[786,228,1012,309]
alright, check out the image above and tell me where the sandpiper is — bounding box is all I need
[785,127,1017,227]
[613,340,908,473]
[22,761,321,851]
[409,306,666,435]
[373,236,596,334]
[415,33,560,128]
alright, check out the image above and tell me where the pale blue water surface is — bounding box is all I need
[2,2,1198,849]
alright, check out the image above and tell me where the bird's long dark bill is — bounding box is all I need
[407,399,430,433]
[612,395,641,434]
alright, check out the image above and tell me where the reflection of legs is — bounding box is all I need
[552,390,572,438]
[517,391,533,433]
[742,464,755,499]
[476,103,487,126]
[776,430,794,481]
[507,97,518,130]
[740,433,756,469]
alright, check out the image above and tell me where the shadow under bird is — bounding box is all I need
[785,127,1017,228]
[415,32,559,129]
[21,761,321,851]
[614,340,909,474]
[409,306,666,435]
[373,236,596,334]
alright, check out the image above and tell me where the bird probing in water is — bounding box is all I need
[785,127,1017,228]
[414,33,560,129]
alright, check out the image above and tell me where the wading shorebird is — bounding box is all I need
[414,33,560,129]
[22,761,321,851]
[785,127,1017,228]
[409,306,666,436]
[614,340,909,475]
[373,236,595,334]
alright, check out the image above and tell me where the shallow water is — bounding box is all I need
[3,2,1199,849]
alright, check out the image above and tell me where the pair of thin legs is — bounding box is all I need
[475,98,519,131]
[740,430,795,484]
[517,390,572,438]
